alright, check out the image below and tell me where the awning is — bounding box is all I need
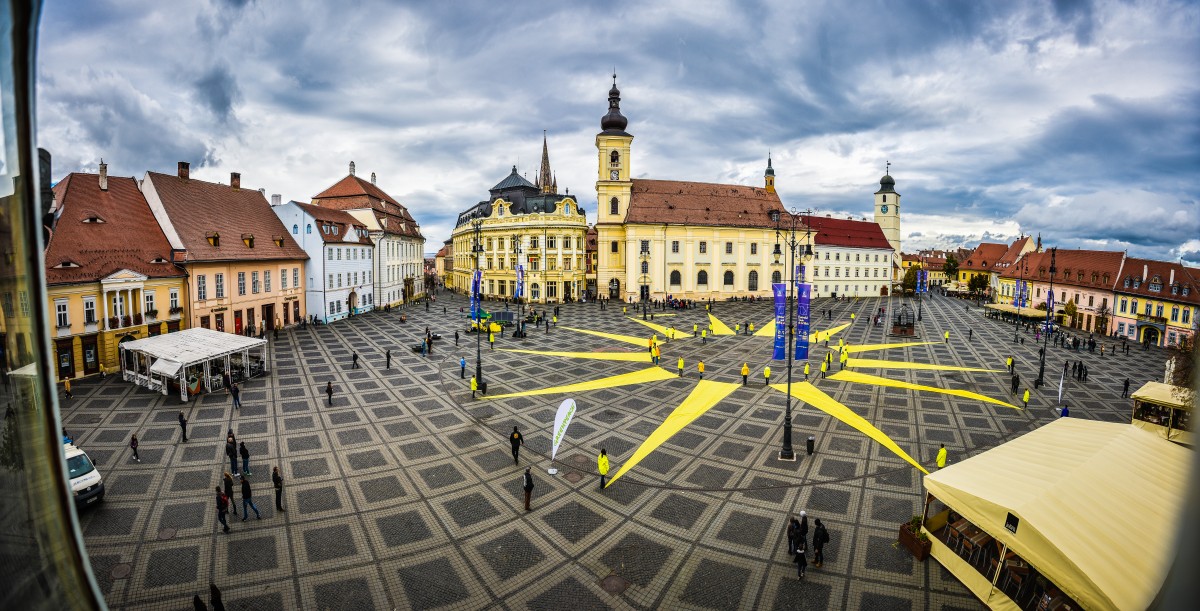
[924,419,1191,611]
[984,303,1062,318]
[148,359,182,377]
[1131,381,1192,411]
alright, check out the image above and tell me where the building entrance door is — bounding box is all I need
[263,304,275,330]
[55,339,74,379]
[608,278,620,299]
[81,335,99,375]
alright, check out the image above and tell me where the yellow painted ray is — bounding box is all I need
[707,313,735,335]
[486,366,675,399]
[754,320,852,344]
[772,382,929,474]
[560,326,648,347]
[499,348,650,363]
[626,317,679,338]
[845,357,1000,373]
[829,370,1021,410]
[606,380,741,487]
[843,341,936,354]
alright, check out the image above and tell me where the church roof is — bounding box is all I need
[623,179,786,229]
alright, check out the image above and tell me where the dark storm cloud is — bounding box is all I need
[193,64,241,123]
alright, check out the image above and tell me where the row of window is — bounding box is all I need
[483,257,581,272]
[1118,298,1192,323]
[480,236,577,251]
[327,292,373,315]
[197,268,301,300]
[326,246,371,261]
[620,240,888,264]
[327,271,373,289]
[481,279,574,300]
[52,289,181,329]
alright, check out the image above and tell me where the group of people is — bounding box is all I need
[786,511,831,578]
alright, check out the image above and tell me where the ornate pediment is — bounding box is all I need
[101,269,149,284]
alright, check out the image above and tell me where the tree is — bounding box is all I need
[1094,303,1111,336]
[1063,299,1078,328]
[901,266,919,294]
[967,274,989,295]
[1167,337,1195,407]
[943,254,959,279]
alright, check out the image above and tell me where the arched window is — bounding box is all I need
[306,224,312,234]
[748,270,759,291]
[697,270,708,286]
[610,150,620,164]
[640,261,649,274]
[609,197,618,215]
[669,270,681,286]
[772,271,781,284]
[531,283,541,300]
[723,270,734,286]
[292,224,299,235]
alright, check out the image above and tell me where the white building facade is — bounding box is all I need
[804,214,897,298]
[273,201,375,323]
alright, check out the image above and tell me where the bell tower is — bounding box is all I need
[764,153,776,194]
[873,162,901,268]
[595,73,633,299]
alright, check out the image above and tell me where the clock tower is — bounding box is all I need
[873,164,901,269]
[596,74,632,299]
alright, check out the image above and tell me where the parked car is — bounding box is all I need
[64,443,104,509]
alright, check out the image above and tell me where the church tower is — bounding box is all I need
[595,74,633,299]
[764,153,776,194]
[538,131,554,194]
[873,163,901,270]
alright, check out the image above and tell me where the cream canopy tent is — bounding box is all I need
[118,328,267,401]
[924,419,1191,611]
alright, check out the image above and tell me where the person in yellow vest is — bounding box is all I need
[839,350,848,370]
[653,344,661,365]
[1006,356,1014,373]
[749,323,755,333]
[944,330,950,343]
[597,449,610,489]
[741,363,749,385]
[706,303,710,312]
[936,443,947,469]
[470,376,478,399]
[623,306,627,315]
[803,362,811,381]
[735,323,741,334]
[648,337,655,354]
[838,338,844,349]
[850,313,855,321]
[693,323,698,338]
[552,315,557,326]
[489,332,495,350]
[1022,388,1030,408]
[820,360,828,378]
[63,378,72,400]
[678,357,685,377]
[701,329,707,344]
[698,360,705,380]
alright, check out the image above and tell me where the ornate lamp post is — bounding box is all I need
[773,207,813,460]
[512,234,524,335]
[472,218,485,386]
[1014,259,1028,344]
[1036,247,1057,388]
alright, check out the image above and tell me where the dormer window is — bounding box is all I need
[1124,277,1131,288]
[151,256,168,264]
[1149,277,1162,291]
[1171,285,1179,295]
[1184,286,1191,296]
[53,260,81,269]
[242,234,255,248]
[206,232,220,247]
[1133,278,1141,288]
[81,215,105,223]
[274,236,285,248]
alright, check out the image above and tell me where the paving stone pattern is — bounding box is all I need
[63,292,1168,609]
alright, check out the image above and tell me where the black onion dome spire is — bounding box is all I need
[600,73,630,135]
[765,153,775,176]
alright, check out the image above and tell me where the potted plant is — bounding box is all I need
[122,315,132,328]
[133,312,143,325]
[145,308,158,319]
[108,316,120,329]
[898,515,931,561]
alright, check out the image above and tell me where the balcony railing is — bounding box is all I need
[1137,313,1168,324]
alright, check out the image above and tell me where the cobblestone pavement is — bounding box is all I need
[62,291,1168,610]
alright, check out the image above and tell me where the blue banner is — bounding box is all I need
[1012,281,1020,306]
[516,265,525,299]
[470,270,482,319]
[795,283,810,360]
[772,283,786,360]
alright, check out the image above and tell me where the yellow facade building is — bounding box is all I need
[451,137,589,303]
[44,165,189,379]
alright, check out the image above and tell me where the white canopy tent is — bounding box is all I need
[118,328,268,401]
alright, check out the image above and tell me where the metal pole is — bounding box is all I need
[780,215,796,460]
[474,220,484,385]
[1036,248,1056,387]
[1015,263,1024,343]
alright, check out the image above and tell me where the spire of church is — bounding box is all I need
[538,131,553,194]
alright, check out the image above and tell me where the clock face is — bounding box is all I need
[610,170,620,181]
[881,205,889,214]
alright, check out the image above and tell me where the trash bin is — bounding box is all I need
[479,382,488,395]
[806,436,815,455]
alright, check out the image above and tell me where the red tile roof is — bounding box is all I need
[312,174,423,240]
[991,237,1032,272]
[1115,258,1200,305]
[802,214,893,250]
[961,243,1008,272]
[435,245,448,257]
[293,202,374,246]
[625,179,786,228]
[1000,249,1124,290]
[46,173,186,285]
[585,226,598,252]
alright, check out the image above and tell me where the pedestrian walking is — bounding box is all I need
[786,516,799,555]
[352,352,359,369]
[385,349,392,369]
[597,449,609,489]
[222,370,231,394]
[812,519,829,567]
[510,426,524,464]
[230,383,241,410]
[489,332,495,350]
[178,410,189,442]
[223,472,237,516]
[1060,405,1070,417]
[1011,374,1020,395]
[240,475,261,520]
[214,486,230,533]
[764,365,771,386]
[803,362,810,381]
[326,381,334,406]
[471,375,479,399]
[794,547,807,578]
[194,595,208,611]
[741,363,749,386]
[701,329,707,344]
[1022,388,1030,408]
[239,441,252,476]
[968,329,973,340]
[944,330,950,343]
[1122,378,1130,398]
[272,466,285,511]
[936,443,947,469]
[130,433,140,462]
[210,583,226,611]
[698,360,705,380]
[678,357,685,378]
[225,436,239,476]
[460,356,467,379]
[820,361,828,378]
[454,330,460,346]
[1006,356,1014,373]
[63,378,72,399]
[522,467,535,511]
[798,511,809,553]
[692,323,698,338]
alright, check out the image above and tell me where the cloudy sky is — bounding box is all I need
[37,0,1200,261]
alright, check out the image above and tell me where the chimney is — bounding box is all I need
[371,172,376,185]
[1169,269,1174,286]
[98,158,108,191]
[271,194,281,207]
[349,161,356,176]
[231,172,241,190]
[1143,264,1148,281]
[178,161,190,179]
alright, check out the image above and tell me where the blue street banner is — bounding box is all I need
[795,283,811,360]
[470,270,482,319]
[772,283,787,360]
[516,265,525,299]
[1012,282,1020,307]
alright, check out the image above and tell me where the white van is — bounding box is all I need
[64,443,104,508]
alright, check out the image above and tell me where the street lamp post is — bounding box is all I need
[1014,260,1028,344]
[1036,247,1057,388]
[774,208,813,460]
[640,246,650,320]
[472,219,485,386]
[512,234,524,337]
